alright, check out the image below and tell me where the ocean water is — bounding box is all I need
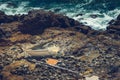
[0,0,120,30]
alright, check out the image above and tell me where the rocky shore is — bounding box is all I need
[0,10,120,80]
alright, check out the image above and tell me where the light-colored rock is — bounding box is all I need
[3,59,36,71]
[85,75,99,80]
[47,45,60,53]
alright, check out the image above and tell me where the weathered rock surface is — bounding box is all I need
[0,22,21,38]
[18,10,80,35]
[0,10,120,80]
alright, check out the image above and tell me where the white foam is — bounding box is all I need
[48,3,120,30]
[0,2,30,15]
[0,2,120,30]
[65,9,120,30]
[72,12,113,30]
[50,3,120,30]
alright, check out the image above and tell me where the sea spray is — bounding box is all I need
[0,0,120,30]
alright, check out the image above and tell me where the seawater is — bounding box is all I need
[0,0,120,30]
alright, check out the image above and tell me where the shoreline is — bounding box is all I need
[0,9,120,80]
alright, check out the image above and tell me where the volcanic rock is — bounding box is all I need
[18,10,80,35]
[0,9,120,80]
[0,11,19,24]
[74,25,99,36]
[107,14,120,35]
[117,14,120,20]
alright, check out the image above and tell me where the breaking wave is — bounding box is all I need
[0,0,120,30]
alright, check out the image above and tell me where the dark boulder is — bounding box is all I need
[117,14,120,20]
[107,14,120,35]
[0,11,19,24]
[75,25,91,34]
[18,10,80,35]
[74,25,97,35]
[108,19,115,25]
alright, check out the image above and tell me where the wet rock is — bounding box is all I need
[117,14,120,20]
[108,19,115,25]
[74,25,96,35]
[107,25,120,34]
[75,25,92,34]
[107,14,120,35]
[0,9,120,80]
[0,11,5,15]
[76,13,83,17]
[90,14,98,18]
[0,11,19,24]
[54,8,61,12]
[18,10,80,35]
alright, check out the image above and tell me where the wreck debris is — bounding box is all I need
[46,58,59,66]
[25,45,60,57]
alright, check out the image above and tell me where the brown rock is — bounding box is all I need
[3,59,36,71]
[79,50,100,62]
[0,22,21,38]
[1,71,24,80]
[9,33,31,43]
[0,9,120,80]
